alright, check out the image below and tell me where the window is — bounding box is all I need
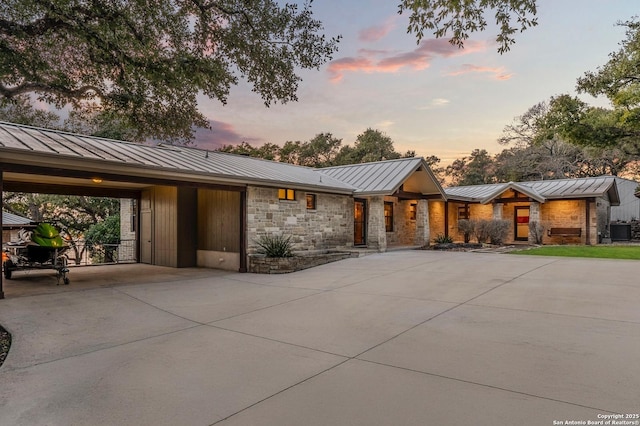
[278,188,295,201]
[409,203,417,221]
[384,202,394,232]
[458,206,469,220]
[306,194,316,210]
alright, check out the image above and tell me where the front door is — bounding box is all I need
[354,199,366,246]
[514,206,530,241]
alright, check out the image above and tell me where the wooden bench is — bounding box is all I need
[547,228,582,237]
[547,228,582,243]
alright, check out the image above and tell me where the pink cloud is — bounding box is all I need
[447,64,514,80]
[327,57,376,82]
[192,120,261,149]
[328,38,489,82]
[358,17,397,42]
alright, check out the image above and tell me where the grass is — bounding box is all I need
[511,245,640,260]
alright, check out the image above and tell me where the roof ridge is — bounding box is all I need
[320,156,422,170]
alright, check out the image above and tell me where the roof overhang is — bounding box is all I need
[0,149,354,196]
[479,182,546,204]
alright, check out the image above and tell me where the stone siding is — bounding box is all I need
[540,200,593,245]
[384,197,417,246]
[367,196,386,252]
[248,252,357,274]
[247,186,353,253]
[428,200,446,240]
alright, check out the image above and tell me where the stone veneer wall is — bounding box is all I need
[540,199,597,245]
[428,200,445,239]
[384,196,416,246]
[246,186,353,253]
[367,196,387,251]
[249,251,357,274]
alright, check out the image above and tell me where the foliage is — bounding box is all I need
[0,0,340,143]
[85,215,121,245]
[485,219,511,245]
[217,128,415,168]
[433,233,453,244]
[470,219,509,244]
[528,220,545,245]
[85,215,121,263]
[457,219,475,243]
[511,245,640,260]
[0,95,58,128]
[472,219,491,244]
[398,0,538,53]
[445,149,495,186]
[255,234,294,258]
[335,128,403,165]
[2,193,120,264]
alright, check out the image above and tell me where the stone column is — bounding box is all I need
[415,199,430,246]
[492,203,503,220]
[367,196,387,252]
[528,202,541,244]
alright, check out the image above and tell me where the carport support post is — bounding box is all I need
[1,168,4,299]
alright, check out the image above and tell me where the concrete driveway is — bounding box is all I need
[0,251,638,425]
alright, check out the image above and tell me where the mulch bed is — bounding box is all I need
[0,325,11,367]
[427,243,484,251]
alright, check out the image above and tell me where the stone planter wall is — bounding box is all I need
[249,251,357,274]
[631,220,640,240]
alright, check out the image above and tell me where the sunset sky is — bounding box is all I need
[194,0,638,164]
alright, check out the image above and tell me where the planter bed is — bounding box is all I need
[249,251,357,274]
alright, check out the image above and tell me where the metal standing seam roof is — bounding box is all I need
[445,176,620,205]
[2,211,34,227]
[0,121,355,193]
[319,157,443,196]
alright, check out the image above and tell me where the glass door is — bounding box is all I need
[354,199,366,246]
[514,206,530,241]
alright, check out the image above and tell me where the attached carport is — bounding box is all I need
[0,121,250,299]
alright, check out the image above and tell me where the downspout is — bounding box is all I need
[239,189,247,272]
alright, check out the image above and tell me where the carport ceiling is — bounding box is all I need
[2,171,148,198]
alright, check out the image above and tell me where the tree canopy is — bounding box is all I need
[399,0,538,53]
[0,0,340,142]
[0,0,542,145]
[217,128,414,167]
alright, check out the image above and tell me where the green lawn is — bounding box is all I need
[510,245,640,260]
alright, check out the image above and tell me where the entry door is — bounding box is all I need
[514,206,530,241]
[354,199,367,246]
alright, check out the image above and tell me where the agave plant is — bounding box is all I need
[255,234,294,258]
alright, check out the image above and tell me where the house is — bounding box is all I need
[0,121,445,284]
[0,120,627,298]
[610,177,640,222]
[440,178,621,245]
[2,211,36,244]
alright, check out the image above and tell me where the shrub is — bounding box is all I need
[255,234,293,258]
[528,220,545,244]
[472,219,511,245]
[486,219,511,245]
[433,233,454,244]
[472,219,490,244]
[457,219,475,243]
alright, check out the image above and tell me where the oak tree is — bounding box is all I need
[0,0,340,142]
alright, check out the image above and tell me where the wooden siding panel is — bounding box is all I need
[153,186,178,267]
[198,189,240,252]
[177,187,197,267]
